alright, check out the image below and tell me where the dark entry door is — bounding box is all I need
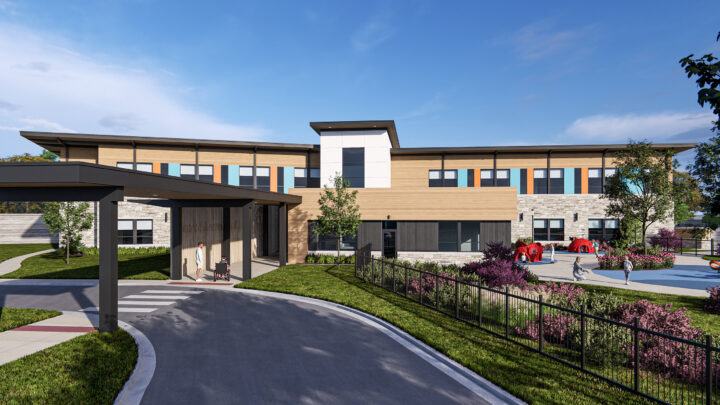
[383,230,396,258]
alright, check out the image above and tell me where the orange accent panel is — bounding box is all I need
[152,162,161,174]
[270,166,278,192]
[213,164,221,183]
[581,168,589,194]
[526,168,534,195]
[474,169,480,187]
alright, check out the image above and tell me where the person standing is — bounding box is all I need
[195,242,204,282]
[592,240,600,260]
[623,256,634,285]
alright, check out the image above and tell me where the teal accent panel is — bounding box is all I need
[510,168,520,194]
[227,165,239,186]
[284,166,295,193]
[457,169,467,187]
[564,168,574,194]
[168,163,180,177]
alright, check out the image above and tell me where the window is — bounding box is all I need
[117,162,133,170]
[198,165,213,182]
[118,219,153,245]
[444,170,457,187]
[429,170,442,187]
[277,167,285,191]
[534,218,564,241]
[309,221,357,250]
[496,169,510,187]
[256,167,270,191]
[588,168,602,194]
[180,164,195,180]
[549,168,564,194]
[117,162,152,173]
[294,168,307,188]
[239,167,253,187]
[534,169,548,194]
[309,168,320,188]
[438,221,458,251]
[342,147,364,188]
[589,218,619,241]
[480,170,493,187]
[460,221,480,252]
[467,169,474,187]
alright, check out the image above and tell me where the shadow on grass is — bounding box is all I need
[4,253,170,279]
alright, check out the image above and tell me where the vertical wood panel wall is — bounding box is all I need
[181,208,223,277]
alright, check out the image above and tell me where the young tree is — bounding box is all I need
[42,202,93,264]
[681,32,720,217]
[313,174,361,264]
[603,141,674,254]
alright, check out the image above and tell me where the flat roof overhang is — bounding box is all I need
[0,162,301,205]
[390,142,698,155]
[310,120,400,148]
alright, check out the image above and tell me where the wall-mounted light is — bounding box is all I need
[164,213,168,223]
[573,213,578,222]
[387,214,391,220]
[519,213,523,222]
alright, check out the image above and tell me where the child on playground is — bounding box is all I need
[623,256,633,285]
[592,240,600,260]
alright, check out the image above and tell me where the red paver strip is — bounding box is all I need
[11,325,97,333]
[168,282,232,285]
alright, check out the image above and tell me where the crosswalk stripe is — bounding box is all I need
[123,295,189,300]
[82,307,157,313]
[118,300,175,306]
[142,290,204,294]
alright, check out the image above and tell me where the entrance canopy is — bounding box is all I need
[0,162,300,331]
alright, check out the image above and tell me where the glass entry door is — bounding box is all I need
[383,230,396,258]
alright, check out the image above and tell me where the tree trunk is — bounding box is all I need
[642,220,648,255]
[65,232,70,265]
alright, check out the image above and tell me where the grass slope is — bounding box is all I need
[0,244,54,263]
[578,283,720,336]
[0,307,61,333]
[3,252,170,279]
[237,264,651,405]
[0,329,137,404]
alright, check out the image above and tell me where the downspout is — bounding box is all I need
[601,150,607,193]
[253,147,257,189]
[493,151,498,187]
[441,152,445,187]
[547,151,551,194]
[194,144,199,180]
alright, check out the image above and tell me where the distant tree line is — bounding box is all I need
[0,150,58,213]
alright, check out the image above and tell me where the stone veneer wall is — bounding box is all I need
[80,199,171,248]
[512,194,674,245]
[397,252,485,266]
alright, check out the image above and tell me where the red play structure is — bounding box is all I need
[568,238,595,254]
[514,241,544,263]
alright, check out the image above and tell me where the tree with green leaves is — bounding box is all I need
[603,141,674,254]
[313,174,361,264]
[681,31,720,217]
[672,168,704,224]
[42,202,93,264]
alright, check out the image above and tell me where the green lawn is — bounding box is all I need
[237,264,651,405]
[578,283,720,336]
[0,243,54,263]
[0,329,137,404]
[2,252,170,279]
[0,307,61,333]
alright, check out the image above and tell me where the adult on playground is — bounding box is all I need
[573,256,591,281]
[623,256,634,285]
[196,242,204,282]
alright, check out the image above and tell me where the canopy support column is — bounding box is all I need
[99,193,119,332]
[170,205,182,280]
[242,202,254,280]
[279,203,287,267]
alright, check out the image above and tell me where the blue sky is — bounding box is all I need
[0,1,718,165]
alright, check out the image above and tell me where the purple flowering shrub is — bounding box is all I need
[598,250,675,270]
[704,286,720,314]
[649,228,682,250]
[407,271,455,296]
[526,282,585,306]
[462,242,532,288]
[516,313,576,343]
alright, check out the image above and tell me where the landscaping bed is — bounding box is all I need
[0,243,54,264]
[597,248,675,270]
[0,329,137,404]
[237,264,650,404]
[2,250,170,279]
[0,307,61,333]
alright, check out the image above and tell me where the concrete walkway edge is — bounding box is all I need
[0,249,54,276]
[235,288,526,405]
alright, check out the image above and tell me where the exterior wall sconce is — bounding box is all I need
[574,213,578,222]
[519,213,523,221]
[165,213,168,222]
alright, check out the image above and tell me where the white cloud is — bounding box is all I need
[563,112,715,142]
[0,22,268,154]
[501,21,593,61]
[351,17,392,52]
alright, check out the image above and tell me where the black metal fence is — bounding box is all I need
[355,252,720,404]
[647,237,717,257]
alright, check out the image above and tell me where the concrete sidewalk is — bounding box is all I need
[0,249,55,277]
[0,313,96,365]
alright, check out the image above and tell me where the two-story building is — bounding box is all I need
[21,120,694,265]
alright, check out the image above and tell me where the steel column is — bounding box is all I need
[279,203,287,267]
[222,206,231,261]
[242,202,254,280]
[170,205,183,280]
[99,195,118,332]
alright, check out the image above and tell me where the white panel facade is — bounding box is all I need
[319,129,392,188]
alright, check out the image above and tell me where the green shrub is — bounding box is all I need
[81,246,169,256]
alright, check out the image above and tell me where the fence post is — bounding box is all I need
[455,278,459,319]
[505,287,510,339]
[478,285,483,328]
[706,334,713,405]
[538,295,544,353]
[435,273,439,310]
[354,251,357,277]
[420,272,423,304]
[634,317,639,392]
[404,267,408,298]
[581,304,586,370]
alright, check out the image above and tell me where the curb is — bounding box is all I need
[233,288,526,405]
